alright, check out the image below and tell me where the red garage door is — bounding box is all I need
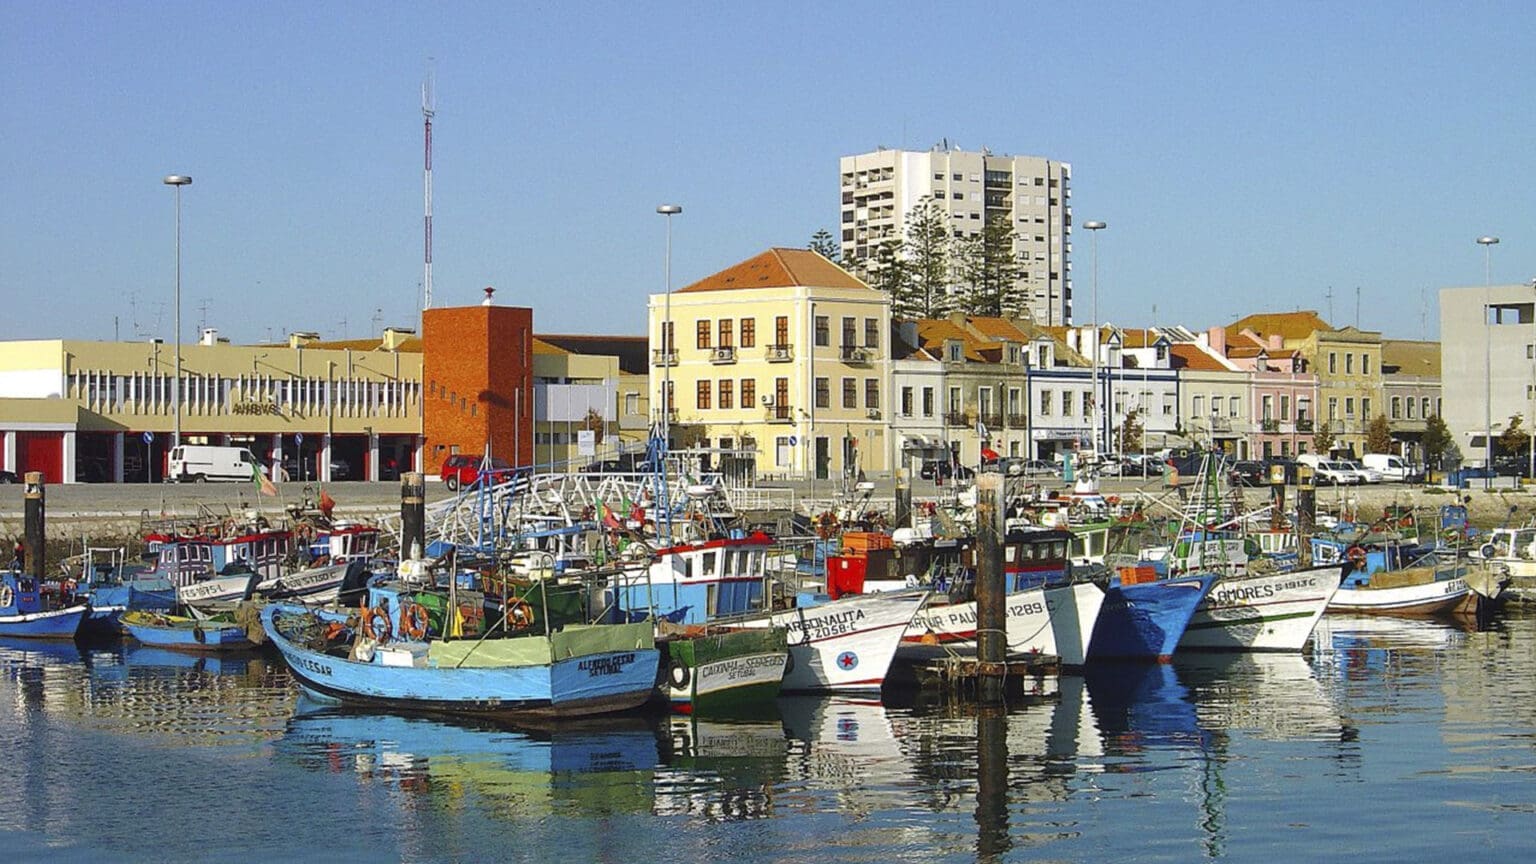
[15,432,65,484]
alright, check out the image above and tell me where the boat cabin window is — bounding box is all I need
[702,551,717,577]
[1004,546,1017,563]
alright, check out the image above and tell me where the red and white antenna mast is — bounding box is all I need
[422,59,436,310]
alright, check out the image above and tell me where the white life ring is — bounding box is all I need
[0,584,12,608]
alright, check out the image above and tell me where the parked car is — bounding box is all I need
[1022,459,1059,477]
[1311,460,1360,486]
[1338,459,1383,484]
[919,459,974,481]
[1362,453,1420,482]
[1228,460,1266,487]
[439,454,516,491]
[280,455,351,482]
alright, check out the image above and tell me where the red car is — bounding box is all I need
[439,455,515,491]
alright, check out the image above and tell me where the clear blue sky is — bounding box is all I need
[3,2,1532,344]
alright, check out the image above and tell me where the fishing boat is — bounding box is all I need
[0,569,89,640]
[657,623,788,714]
[121,609,255,652]
[1180,565,1339,652]
[1086,566,1217,662]
[1316,540,1473,615]
[60,546,177,636]
[846,528,1104,668]
[743,588,928,692]
[261,604,660,720]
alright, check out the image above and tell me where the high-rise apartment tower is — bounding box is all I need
[839,145,1074,325]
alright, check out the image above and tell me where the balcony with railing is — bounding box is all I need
[943,411,969,428]
[764,405,793,424]
[1260,418,1279,433]
[1296,418,1314,432]
[764,344,794,363]
[709,346,737,365]
[979,413,1004,430]
[840,345,874,364]
[651,349,677,367]
[1006,413,1028,428]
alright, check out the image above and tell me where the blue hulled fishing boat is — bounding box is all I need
[1087,569,1217,661]
[121,610,254,652]
[0,569,89,640]
[262,604,660,720]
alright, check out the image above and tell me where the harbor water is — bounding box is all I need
[4,612,1536,862]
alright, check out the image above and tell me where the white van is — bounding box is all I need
[1362,454,1418,482]
[169,445,262,483]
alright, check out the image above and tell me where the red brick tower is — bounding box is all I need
[422,288,533,472]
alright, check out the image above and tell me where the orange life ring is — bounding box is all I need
[363,603,393,642]
[400,602,429,640]
[1346,545,1367,566]
[507,599,535,630]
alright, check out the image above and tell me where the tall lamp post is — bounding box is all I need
[1083,220,1107,456]
[164,175,193,452]
[1477,235,1499,488]
[657,204,682,447]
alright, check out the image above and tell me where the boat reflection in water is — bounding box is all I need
[279,697,666,815]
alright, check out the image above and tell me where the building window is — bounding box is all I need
[776,378,789,412]
[922,387,935,417]
[697,380,711,410]
[1163,396,1175,416]
[901,386,914,416]
[740,318,755,348]
[842,377,857,408]
[864,318,879,349]
[719,378,733,409]
[948,342,962,362]
[1193,395,1205,417]
[696,320,711,350]
[1421,397,1431,418]
[1391,396,1402,419]
[1406,396,1415,419]
[1063,391,1076,417]
[815,316,829,347]
[948,386,962,414]
[1040,390,1053,416]
[1361,398,1370,419]
[865,379,879,409]
[1346,353,1354,375]
[1328,353,1337,374]
[1345,397,1355,417]
[1280,394,1291,419]
[776,436,792,467]
[741,378,755,409]
[662,321,674,353]
[718,319,733,348]
[1362,355,1371,375]
[842,317,856,348]
[815,377,829,409]
[775,316,789,348]
[1229,396,1240,418]
[625,393,639,414]
[1008,388,1021,415]
[1328,398,1338,420]
[1262,395,1274,421]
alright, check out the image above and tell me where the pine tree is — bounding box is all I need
[1313,420,1336,455]
[955,215,1026,317]
[1499,414,1530,461]
[1423,414,1452,468]
[808,229,841,263]
[902,196,955,319]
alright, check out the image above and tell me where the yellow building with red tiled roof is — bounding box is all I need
[648,248,891,480]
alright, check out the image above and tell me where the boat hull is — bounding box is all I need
[747,590,926,692]
[1180,567,1338,652]
[121,611,254,652]
[898,581,1105,667]
[662,627,787,713]
[0,605,88,640]
[255,563,349,604]
[1088,574,1216,661]
[1329,577,1469,615]
[262,605,661,720]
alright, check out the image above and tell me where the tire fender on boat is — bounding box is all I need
[669,659,691,690]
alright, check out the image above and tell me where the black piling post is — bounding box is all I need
[1296,464,1315,568]
[975,471,1006,703]
[24,471,44,581]
[401,471,426,560]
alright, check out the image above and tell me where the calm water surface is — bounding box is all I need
[4,613,1536,863]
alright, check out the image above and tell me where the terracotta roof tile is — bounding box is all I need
[1226,311,1332,342]
[1169,343,1232,372]
[676,248,870,293]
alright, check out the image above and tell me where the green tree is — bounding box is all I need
[902,196,956,319]
[582,407,605,446]
[1365,413,1392,454]
[1423,414,1453,468]
[1312,419,1336,455]
[1499,413,1531,459]
[955,215,1026,317]
[1116,408,1144,453]
[808,229,841,263]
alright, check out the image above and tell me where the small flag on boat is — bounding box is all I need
[981,445,1000,462]
[599,498,623,532]
[319,488,336,517]
[251,462,277,497]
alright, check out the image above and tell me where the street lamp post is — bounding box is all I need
[1478,235,1499,488]
[1083,221,1107,456]
[657,204,681,448]
[164,175,193,452]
